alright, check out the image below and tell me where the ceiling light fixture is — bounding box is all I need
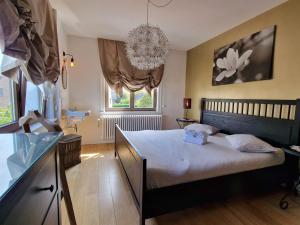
[126,0,174,70]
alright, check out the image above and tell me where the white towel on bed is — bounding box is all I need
[184,129,208,145]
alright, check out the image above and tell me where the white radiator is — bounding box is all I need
[100,114,162,141]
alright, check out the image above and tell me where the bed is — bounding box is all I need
[115,98,300,225]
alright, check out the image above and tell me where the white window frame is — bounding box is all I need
[105,85,158,112]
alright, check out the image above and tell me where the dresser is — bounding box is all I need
[0,132,63,225]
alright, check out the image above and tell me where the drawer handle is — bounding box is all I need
[39,185,54,192]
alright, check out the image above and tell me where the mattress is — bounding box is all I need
[123,129,285,189]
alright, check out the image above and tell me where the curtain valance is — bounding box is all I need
[0,0,59,85]
[98,38,164,96]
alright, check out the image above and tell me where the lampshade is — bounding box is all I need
[70,57,75,67]
[63,51,75,68]
[183,98,192,109]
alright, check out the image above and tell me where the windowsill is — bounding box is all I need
[15,120,59,134]
[0,122,20,133]
[100,111,162,116]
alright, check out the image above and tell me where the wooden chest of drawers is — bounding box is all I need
[0,133,63,225]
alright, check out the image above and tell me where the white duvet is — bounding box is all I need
[123,129,285,189]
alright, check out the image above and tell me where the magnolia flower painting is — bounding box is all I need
[212,26,276,86]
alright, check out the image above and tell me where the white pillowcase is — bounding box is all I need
[226,134,278,153]
[184,123,219,135]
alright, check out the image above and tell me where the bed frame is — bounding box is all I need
[115,98,300,225]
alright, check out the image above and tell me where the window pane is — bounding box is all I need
[108,87,130,108]
[134,88,154,108]
[25,81,42,115]
[0,75,16,126]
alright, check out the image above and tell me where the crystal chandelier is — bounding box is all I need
[126,0,174,70]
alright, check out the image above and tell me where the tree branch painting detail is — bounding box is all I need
[212,26,276,86]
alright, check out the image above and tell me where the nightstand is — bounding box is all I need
[176,118,196,129]
[279,147,300,209]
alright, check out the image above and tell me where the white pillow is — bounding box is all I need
[226,134,278,153]
[184,123,219,135]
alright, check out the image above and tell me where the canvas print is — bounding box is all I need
[212,26,276,86]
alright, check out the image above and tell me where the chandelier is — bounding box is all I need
[126,0,174,70]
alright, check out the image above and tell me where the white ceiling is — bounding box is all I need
[51,0,287,50]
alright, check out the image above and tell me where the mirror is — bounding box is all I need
[61,60,68,89]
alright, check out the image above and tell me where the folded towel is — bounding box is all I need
[184,130,208,145]
[184,123,219,135]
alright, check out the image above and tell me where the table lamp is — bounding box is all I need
[183,98,192,119]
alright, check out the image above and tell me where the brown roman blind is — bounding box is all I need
[0,0,60,85]
[98,38,164,96]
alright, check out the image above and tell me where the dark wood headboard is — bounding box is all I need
[200,98,300,147]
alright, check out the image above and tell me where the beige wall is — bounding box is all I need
[161,50,186,129]
[185,0,300,120]
[56,17,69,111]
[65,35,186,144]
[65,36,102,144]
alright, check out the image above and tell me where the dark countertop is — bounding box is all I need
[0,132,63,201]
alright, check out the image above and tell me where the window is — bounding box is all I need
[134,88,155,108]
[0,74,17,127]
[108,87,130,109]
[0,42,47,132]
[24,81,43,115]
[0,50,19,129]
[106,86,157,111]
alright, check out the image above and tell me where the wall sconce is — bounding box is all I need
[63,51,75,67]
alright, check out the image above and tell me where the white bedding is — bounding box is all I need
[123,129,285,189]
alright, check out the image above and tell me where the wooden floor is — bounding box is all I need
[61,144,300,225]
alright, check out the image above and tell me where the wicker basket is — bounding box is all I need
[59,134,82,169]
